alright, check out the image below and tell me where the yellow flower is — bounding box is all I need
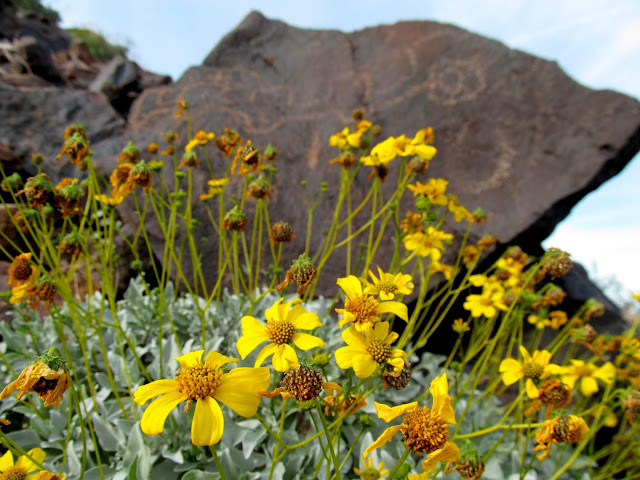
[499,346,559,398]
[407,179,448,205]
[360,137,398,166]
[556,359,616,396]
[532,415,589,460]
[34,473,67,480]
[429,261,453,281]
[335,322,406,378]
[199,178,230,201]
[633,292,640,302]
[403,227,453,261]
[322,394,366,417]
[8,253,39,288]
[462,289,507,318]
[362,267,414,301]
[364,374,459,478]
[236,298,325,372]
[0,357,71,408]
[336,276,408,332]
[452,319,470,334]
[134,350,269,446]
[185,130,215,151]
[0,448,52,479]
[447,196,473,223]
[528,314,551,330]
[354,456,389,479]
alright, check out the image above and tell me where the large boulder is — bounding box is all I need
[121,11,640,296]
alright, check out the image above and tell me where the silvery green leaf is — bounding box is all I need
[66,440,82,477]
[7,429,39,448]
[181,470,219,480]
[241,429,267,459]
[91,412,122,451]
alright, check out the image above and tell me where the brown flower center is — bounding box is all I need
[522,361,544,379]
[345,295,379,326]
[401,406,449,454]
[366,339,392,364]
[269,320,295,345]
[175,364,223,400]
[0,465,27,480]
[377,281,398,295]
[9,256,32,283]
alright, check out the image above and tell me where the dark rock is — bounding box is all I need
[0,82,125,182]
[0,142,21,172]
[89,55,171,117]
[12,35,63,83]
[122,11,640,300]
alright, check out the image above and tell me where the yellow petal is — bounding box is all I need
[372,321,390,340]
[430,374,456,425]
[237,328,270,359]
[518,346,532,364]
[289,307,322,330]
[240,315,269,337]
[16,448,46,473]
[292,332,325,350]
[140,391,186,435]
[499,359,523,385]
[341,326,367,349]
[254,343,278,368]
[421,441,459,474]
[205,351,237,367]
[363,425,403,457]
[378,301,408,321]
[0,450,13,471]
[134,379,178,405]
[525,379,540,399]
[532,350,551,368]
[264,298,285,323]
[352,354,377,378]
[214,367,270,417]
[191,397,224,446]
[174,350,204,368]
[375,401,418,422]
[594,362,616,384]
[272,344,298,372]
[387,357,405,374]
[335,346,357,369]
[580,377,599,396]
[337,276,362,300]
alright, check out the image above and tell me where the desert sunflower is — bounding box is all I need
[335,321,406,378]
[364,373,459,478]
[499,346,560,398]
[134,350,269,446]
[362,267,414,301]
[336,275,407,332]
[236,298,324,372]
[0,448,62,479]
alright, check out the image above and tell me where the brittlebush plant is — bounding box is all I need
[0,101,638,480]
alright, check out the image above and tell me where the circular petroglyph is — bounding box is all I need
[427,59,487,107]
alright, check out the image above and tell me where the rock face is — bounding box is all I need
[124,11,640,297]
[1,10,638,333]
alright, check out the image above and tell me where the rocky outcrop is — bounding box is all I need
[123,11,640,299]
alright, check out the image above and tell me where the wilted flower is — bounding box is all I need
[0,348,71,407]
[270,221,294,246]
[276,253,317,294]
[221,205,249,231]
[532,415,589,460]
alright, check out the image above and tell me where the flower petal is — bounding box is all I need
[499,359,523,385]
[272,344,298,372]
[174,350,204,368]
[337,276,362,299]
[292,332,325,350]
[16,448,46,473]
[214,367,270,417]
[140,391,186,435]
[421,441,460,474]
[254,343,278,368]
[236,319,270,359]
[134,379,178,405]
[289,308,322,330]
[0,450,13,471]
[363,425,403,457]
[580,377,599,396]
[378,301,408,321]
[191,397,224,446]
[375,401,418,422]
[352,354,377,378]
[205,351,238,368]
[341,326,367,349]
[525,378,540,399]
[335,346,357,369]
[373,321,390,340]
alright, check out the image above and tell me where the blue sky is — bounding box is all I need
[46,0,640,299]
